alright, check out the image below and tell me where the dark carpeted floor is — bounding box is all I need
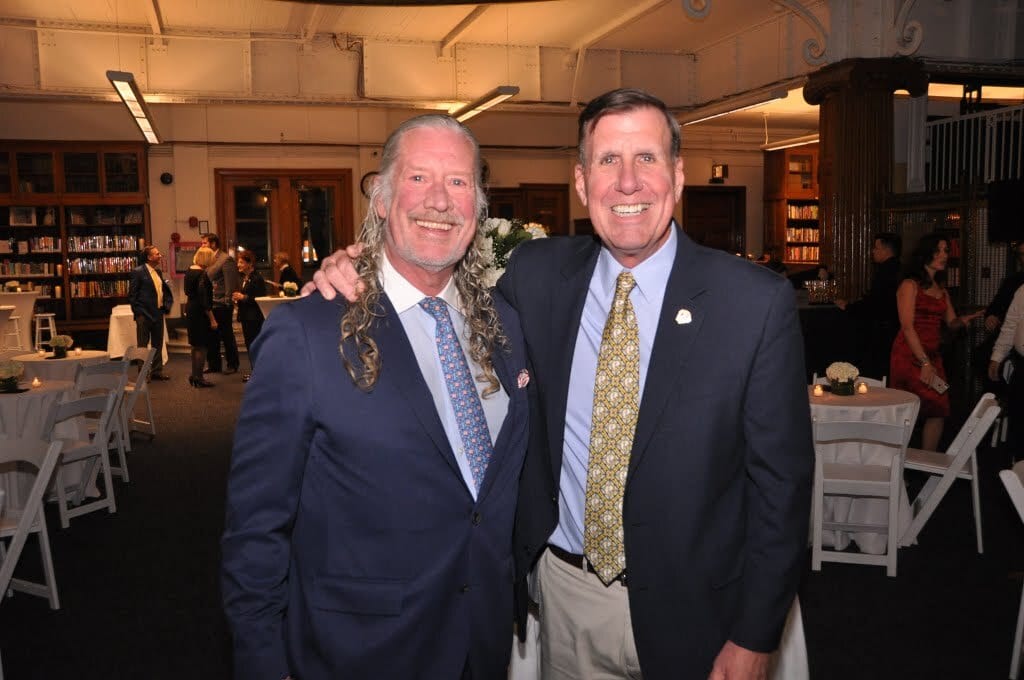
[2,354,1023,679]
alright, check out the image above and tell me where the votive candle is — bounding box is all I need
[31,377,41,388]
[37,349,46,357]
[75,347,82,355]
[812,384,824,397]
[857,382,869,394]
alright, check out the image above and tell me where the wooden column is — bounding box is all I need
[804,58,927,300]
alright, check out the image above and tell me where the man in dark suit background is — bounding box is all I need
[201,233,240,374]
[127,245,172,380]
[222,114,529,680]
[311,89,812,680]
[836,232,902,380]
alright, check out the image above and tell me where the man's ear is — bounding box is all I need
[574,164,588,207]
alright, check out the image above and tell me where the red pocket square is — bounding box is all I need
[517,369,530,389]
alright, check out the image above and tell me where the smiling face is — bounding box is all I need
[376,125,479,294]
[575,106,684,268]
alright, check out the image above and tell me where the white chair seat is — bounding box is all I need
[905,448,975,478]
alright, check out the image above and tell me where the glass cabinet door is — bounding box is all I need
[0,152,11,194]
[104,152,140,193]
[64,152,100,193]
[16,152,55,193]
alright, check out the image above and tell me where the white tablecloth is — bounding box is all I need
[0,379,85,510]
[809,385,921,554]
[0,291,40,350]
[106,304,169,364]
[256,295,300,320]
[13,350,110,382]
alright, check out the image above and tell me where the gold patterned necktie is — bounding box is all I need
[584,270,639,585]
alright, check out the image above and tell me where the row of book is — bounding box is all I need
[0,260,57,276]
[786,204,819,220]
[67,208,144,226]
[68,235,141,252]
[785,246,819,262]
[68,256,136,274]
[0,237,61,254]
[69,280,130,298]
[786,228,819,242]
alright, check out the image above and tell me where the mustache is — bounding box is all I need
[408,210,465,226]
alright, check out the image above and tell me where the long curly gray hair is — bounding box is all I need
[340,114,506,394]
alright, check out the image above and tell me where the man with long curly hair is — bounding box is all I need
[222,114,529,680]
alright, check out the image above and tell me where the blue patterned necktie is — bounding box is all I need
[419,297,494,491]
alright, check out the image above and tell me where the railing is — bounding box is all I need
[926,103,1024,191]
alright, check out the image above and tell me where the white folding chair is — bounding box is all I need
[44,390,123,529]
[811,417,913,577]
[121,345,157,449]
[1000,461,1024,680]
[74,359,130,482]
[900,393,1000,553]
[812,373,886,387]
[0,439,63,609]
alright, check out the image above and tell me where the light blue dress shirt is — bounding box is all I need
[380,254,509,500]
[548,226,677,553]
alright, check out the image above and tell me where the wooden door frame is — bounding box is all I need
[214,168,354,275]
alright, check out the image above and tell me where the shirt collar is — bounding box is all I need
[145,263,159,274]
[379,252,462,315]
[594,221,677,304]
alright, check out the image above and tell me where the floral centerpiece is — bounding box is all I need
[825,361,859,396]
[48,334,74,358]
[0,359,23,392]
[281,281,299,298]
[4,280,20,291]
[480,218,549,287]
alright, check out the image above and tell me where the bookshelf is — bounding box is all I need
[764,145,820,266]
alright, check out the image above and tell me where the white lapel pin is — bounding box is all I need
[675,308,692,325]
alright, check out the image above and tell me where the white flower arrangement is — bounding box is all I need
[825,361,859,383]
[480,218,548,287]
[0,359,23,380]
[281,281,299,297]
[49,334,74,349]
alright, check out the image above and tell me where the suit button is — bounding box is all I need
[472,512,481,526]
[550,495,557,503]
[460,584,471,593]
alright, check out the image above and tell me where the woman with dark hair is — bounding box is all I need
[185,246,217,388]
[231,249,267,382]
[890,233,982,449]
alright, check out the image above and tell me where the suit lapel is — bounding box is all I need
[630,228,707,476]
[546,239,601,482]
[475,318,517,501]
[372,294,466,485]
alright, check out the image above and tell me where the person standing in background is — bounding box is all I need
[231,249,266,383]
[184,246,217,388]
[266,250,302,293]
[127,245,172,381]
[836,232,902,380]
[201,234,241,375]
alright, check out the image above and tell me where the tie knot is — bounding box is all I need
[419,296,449,321]
[615,271,635,301]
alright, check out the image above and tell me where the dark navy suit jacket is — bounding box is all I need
[500,227,813,679]
[222,290,529,680]
[127,264,173,320]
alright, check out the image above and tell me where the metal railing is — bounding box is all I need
[926,103,1024,191]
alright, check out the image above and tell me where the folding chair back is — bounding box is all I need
[121,346,157,447]
[811,417,913,577]
[44,389,123,528]
[74,360,130,482]
[0,439,63,609]
[1000,461,1024,680]
[901,393,1000,552]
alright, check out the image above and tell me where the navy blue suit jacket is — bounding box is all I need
[500,227,813,679]
[127,264,173,320]
[222,290,529,680]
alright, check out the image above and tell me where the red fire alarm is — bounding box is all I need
[188,216,199,228]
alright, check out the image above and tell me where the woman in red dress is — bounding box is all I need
[890,233,982,450]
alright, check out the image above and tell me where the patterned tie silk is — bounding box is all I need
[419,297,494,492]
[584,271,639,585]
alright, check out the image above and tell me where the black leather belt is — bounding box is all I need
[548,544,627,586]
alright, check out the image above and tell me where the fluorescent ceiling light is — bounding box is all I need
[760,134,819,151]
[680,88,789,126]
[106,70,160,144]
[450,85,520,122]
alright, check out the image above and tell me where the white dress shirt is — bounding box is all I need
[379,253,509,500]
[991,284,1024,364]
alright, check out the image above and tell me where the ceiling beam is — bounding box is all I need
[301,5,324,42]
[568,0,671,52]
[142,0,164,36]
[440,5,489,57]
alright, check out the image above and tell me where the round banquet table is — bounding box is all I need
[809,385,921,554]
[0,379,87,511]
[13,350,111,382]
[256,295,300,320]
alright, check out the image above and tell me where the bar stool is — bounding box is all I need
[0,306,20,351]
[34,312,57,350]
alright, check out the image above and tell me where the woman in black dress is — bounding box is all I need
[231,249,267,382]
[185,246,217,387]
